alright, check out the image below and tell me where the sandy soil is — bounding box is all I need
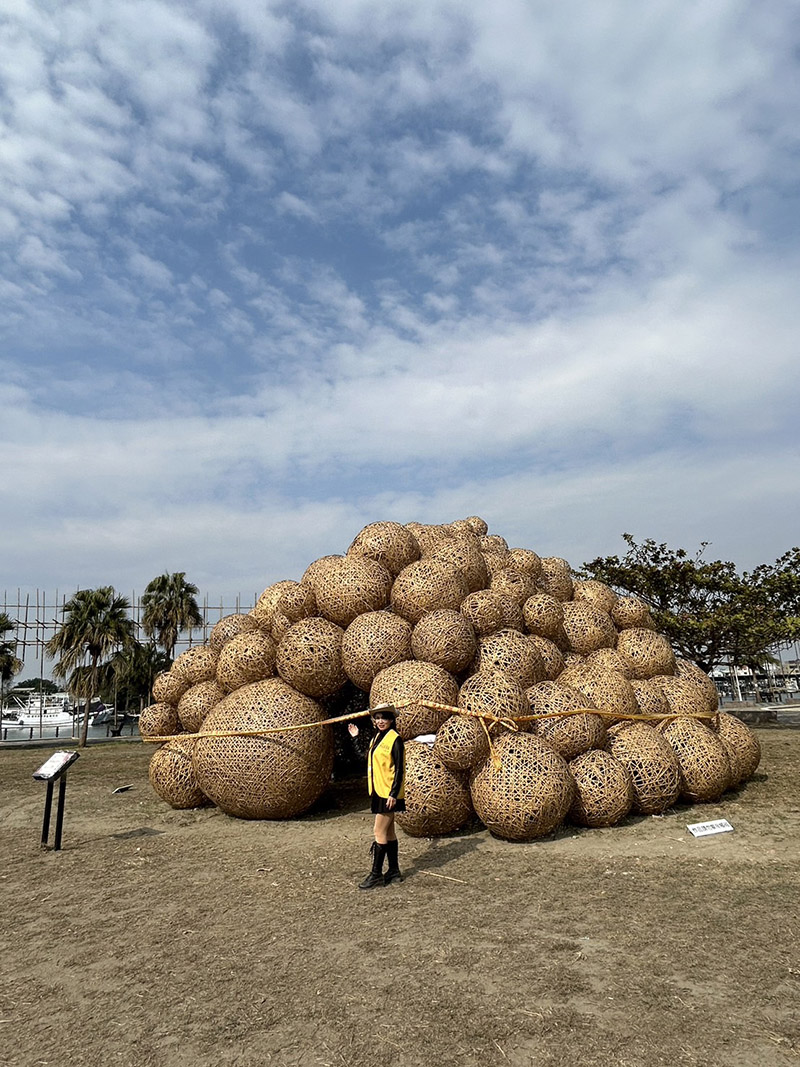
[1,727,798,1067]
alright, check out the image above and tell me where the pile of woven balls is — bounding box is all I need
[142,517,761,841]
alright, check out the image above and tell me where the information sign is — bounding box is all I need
[33,751,80,781]
[687,819,734,838]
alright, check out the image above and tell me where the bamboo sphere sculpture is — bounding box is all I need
[277,582,317,624]
[526,680,597,717]
[561,603,617,655]
[494,592,525,632]
[314,556,392,628]
[270,611,293,642]
[411,609,478,674]
[341,611,413,692]
[172,645,220,686]
[604,722,682,814]
[390,559,468,624]
[539,557,574,601]
[483,552,509,578]
[573,579,618,614]
[177,680,226,733]
[139,702,180,739]
[209,613,261,651]
[616,628,677,679]
[370,660,459,740]
[629,678,670,719]
[469,732,574,841]
[301,555,344,594]
[431,539,489,593]
[475,629,545,689]
[674,659,719,713]
[447,518,477,538]
[413,523,455,555]
[396,741,474,837]
[652,675,711,718]
[523,593,565,641]
[460,590,505,637]
[251,580,299,630]
[458,670,529,723]
[712,712,761,785]
[490,568,539,607]
[193,679,334,819]
[527,635,565,681]
[611,596,656,631]
[480,534,509,554]
[527,681,605,759]
[506,548,543,579]
[465,516,489,536]
[569,750,634,828]
[585,647,633,678]
[152,669,190,706]
[433,713,490,771]
[558,666,639,724]
[659,717,732,801]
[276,617,347,698]
[149,738,209,809]
[347,520,421,577]
[217,631,278,692]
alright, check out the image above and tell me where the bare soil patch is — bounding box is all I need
[1,728,798,1067]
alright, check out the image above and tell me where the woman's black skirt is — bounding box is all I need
[371,794,406,814]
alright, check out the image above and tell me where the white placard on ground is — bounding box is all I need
[687,818,734,837]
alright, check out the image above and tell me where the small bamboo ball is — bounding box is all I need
[465,516,489,536]
[217,631,277,692]
[611,596,656,630]
[523,593,565,641]
[480,534,509,555]
[573,579,618,614]
[391,559,468,624]
[152,669,190,706]
[139,702,179,739]
[629,678,670,718]
[569,750,633,828]
[209,613,261,651]
[149,738,209,809]
[558,666,639,725]
[347,520,421,576]
[341,611,413,692]
[483,552,509,578]
[177,680,226,733]
[490,569,539,607]
[616,628,677,679]
[370,660,459,739]
[712,712,761,785]
[493,593,525,632]
[527,635,565,681]
[561,602,617,655]
[277,583,317,624]
[458,670,529,723]
[604,722,682,814]
[506,548,543,579]
[674,659,719,713]
[314,557,393,628]
[276,617,347,698]
[411,610,478,674]
[396,741,474,837]
[413,524,455,555]
[460,590,505,637]
[539,557,574,601]
[475,629,545,689]
[250,580,299,630]
[433,713,490,772]
[301,555,344,594]
[659,717,732,801]
[431,539,489,593]
[172,645,220,685]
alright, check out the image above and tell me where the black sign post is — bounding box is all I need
[33,751,80,851]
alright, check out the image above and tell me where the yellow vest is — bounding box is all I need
[367,728,405,799]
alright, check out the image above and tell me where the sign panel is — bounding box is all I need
[33,751,80,781]
[687,818,734,838]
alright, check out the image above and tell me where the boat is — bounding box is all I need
[7,690,77,728]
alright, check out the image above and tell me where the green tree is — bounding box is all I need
[46,588,136,746]
[0,613,23,724]
[582,536,800,676]
[141,572,203,662]
[106,640,171,713]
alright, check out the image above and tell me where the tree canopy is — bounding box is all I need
[582,536,800,676]
[141,572,203,661]
[0,612,23,712]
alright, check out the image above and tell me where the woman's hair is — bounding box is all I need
[370,704,397,721]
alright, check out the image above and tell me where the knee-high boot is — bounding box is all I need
[358,841,386,890]
[384,839,402,885]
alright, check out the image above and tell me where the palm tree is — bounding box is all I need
[141,572,203,662]
[46,588,136,747]
[109,640,171,713]
[0,612,23,730]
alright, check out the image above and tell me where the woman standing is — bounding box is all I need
[348,704,405,889]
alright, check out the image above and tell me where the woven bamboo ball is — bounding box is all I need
[490,568,539,607]
[347,521,421,576]
[616,628,677,679]
[411,610,477,674]
[396,741,474,837]
[341,611,413,692]
[431,539,489,593]
[172,645,220,685]
[522,593,565,641]
[301,555,344,593]
[465,516,489,536]
[527,635,565,680]
[539,557,574,601]
[573,579,618,614]
[177,680,226,733]
[217,631,277,692]
[569,750,634,828]
[209,613,261,651]
[433,713,490,771]
[712,712,761,785]
[611,596,656,630]
[458,670,528,722]
[480,534,509,554]
[585,647,633,677]
[139,702,179,739]
[314,556,392,628]
[390,559,468,624]
[370,660,459,740]
[251,580,299,630]
[629,678,670,718]
[460,590,505,637]
[604,722,682,814]
[475,629,545,689]
[152,669,190,706]
[193,679,334,819]
[527,681,604,758]
[413,524,455,555]
[561,603,617,655]
[277,582,317,624]
[275,617,346,699]
[526,680,597,717]
[674,659,719,713]
[558,666,639,724]
[506,548,543,579]
[652,675,711,718]
[494,592,525,632]
[270,611,293,642]
[469,732,574,841]
[659,717,732,801]
[149,738,209,809]
[447,518,476,538]
[483,552,509,578]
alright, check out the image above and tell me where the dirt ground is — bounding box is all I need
[1,727,798,1067]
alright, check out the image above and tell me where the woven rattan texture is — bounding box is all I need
[151,670,190,706]
[539,557,574,601]
[561,602,617,655]
[177,680,226,733]
[572,579,618,614]
[277,583,317,624]
[493,593,525,632]
[611,596,656,630]
[674,659,720,713]
[314,557,393,628]
[475,629,545,689]
[209,613,261,651]
[431,540,489,593]
[616,628,677,679]
[522,593,565,640]
[251,580,299,629]
[629,679,670,718]
[412,524,455,555]
[270,612,293,642]
[433,713,490,771]
[465,516,489,536]
[469,732,574,841]
[193,679,334,819]
[341,611,413,692]
[396,741,474,837]
[390,559,468,624]
[604,722,681,814]
[411,609,478,674]
[526,680,596,716]
[529,683,606,759]
[527,635,565,680]
[652,675,711,718]
[712,712,761,785]
[490,568,539,607]
[568,750,634,828]
[139,702,180,739]
[370,660,459,740]
[172,645,220,685]
[506,548,543,579]
[659,717,732,801]
[479,534,509,554]
[558,666,639,724]
[585,647,633,677]
[149,738,210,810]
[346,521,421,576]
[276,617,347,698]
[483,553,509,578]
[458,670,528,722]
[460,590,505,637]
[301,555,344,593]
[217,631,278,692]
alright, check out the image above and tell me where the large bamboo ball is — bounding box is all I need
[629,678,670,718]
[193,679,334,819]
[217,631,277,691]
[172,645,220,685]
[431,539,489,593]
[277,583,317,624]
[585,648,633,678]
[433,713,490,771]
[139,702,179,739]
[561,602,617,655]
[149,738,209,809]
[506,548,543,579]
[651,675,711,718]
[474,629,545,689]
[460,590,505,637]
[712,712,761,785]
[469,732,574,841]
[569,750,634,828]
[301,555,344,593]
[251,580,299,630]
[674,659,719,713]
[659,717,732,801]
[559,666,639,724]
[276,617,347,698]
[396,741,474,837]
[177,680,226,733]
[411,610,477,674]
[341,611,413,692]
[490,569,539,607]
[539,557,574,601]
[523,593,565,641]
[370,660,459,739]
[347,521,420,576]
[412,523,455,555]
[493,592,525,632]
[611,596,656,630]
[573,579,618,614]
[604,722,682,814]
[152,669,190,706]
[390,559,468,624]
[527,635,565,681]
[314,557,392,628]
[616,629,676,679]
[458,670,529,723]
[209,613,261,651]
[527,681,605,759]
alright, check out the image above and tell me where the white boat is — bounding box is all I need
[8,691,77,728]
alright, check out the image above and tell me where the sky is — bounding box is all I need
[2,0,800,611]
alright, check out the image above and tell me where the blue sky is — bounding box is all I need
[2,0,800,603]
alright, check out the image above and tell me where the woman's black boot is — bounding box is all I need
[384,839,402,885]
[358,841,386,889]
